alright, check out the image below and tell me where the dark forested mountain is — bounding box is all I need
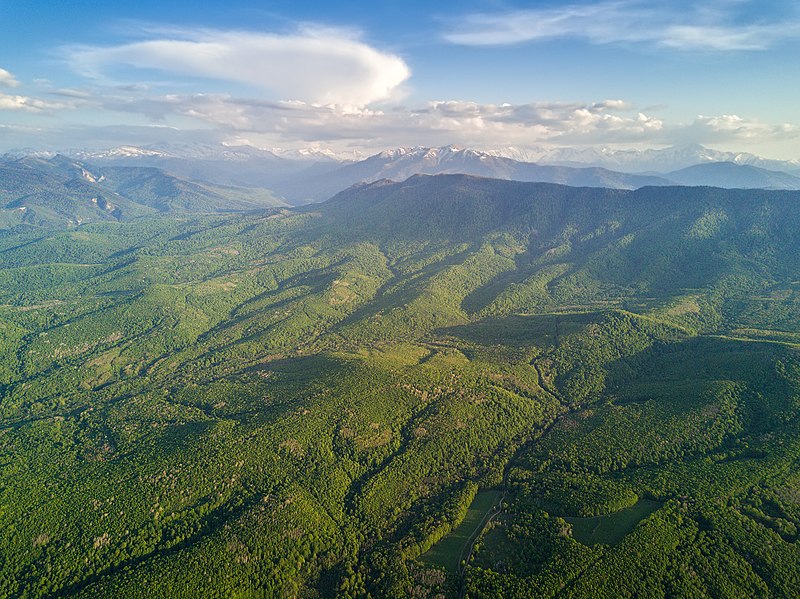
[0,156,157,228]
[0,155,286,228]
[666,161,800,189]
[96,166,286,213]
[2,174,800,598]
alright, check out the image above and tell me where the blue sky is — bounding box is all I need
[1,0,799,158]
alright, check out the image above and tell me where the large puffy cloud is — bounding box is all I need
[444,1,800,51]
[66,26,410,107]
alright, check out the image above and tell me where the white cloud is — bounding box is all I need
[66,26,411,107]
[412,100,663,143]
[51,87,95,99]
[662,23,800,51]
[3,82,796,157]
[0,92,66,112]
[0,68,20,88]
[444,1,800,51]
[0,71,87,113]
[688,114,799,141]
[165,95,795,152]
[86,92,672,149]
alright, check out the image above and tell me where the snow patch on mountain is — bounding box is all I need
[269,147,364,162]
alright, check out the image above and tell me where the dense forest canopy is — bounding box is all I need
[1,174,800,597]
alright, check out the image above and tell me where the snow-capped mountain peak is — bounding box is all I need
[74,146,173,160]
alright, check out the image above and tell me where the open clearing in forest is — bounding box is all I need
[420,490,502,573]
[565,499,662,546]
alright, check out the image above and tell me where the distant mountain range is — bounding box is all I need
[59,143,800,200]
[66,144,335,191]
[287,146,800,200]
[3,144,800,220]
[271,146,675,201]
[0,155,286,229]
[483,142,800,174]
[25,141,793,173]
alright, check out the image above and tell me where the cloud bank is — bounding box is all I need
[66,90,794,153]
[2,86,796,156]
[66,26,411,107]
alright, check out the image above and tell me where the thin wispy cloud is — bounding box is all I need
[444,1,800,51]
[65,25,411,107]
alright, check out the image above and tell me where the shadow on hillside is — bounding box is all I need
[438,312,598,349]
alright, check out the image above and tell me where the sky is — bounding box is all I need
[1,0,799,159]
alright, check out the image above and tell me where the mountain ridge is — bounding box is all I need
[273,146,673,201]
[4,146,800,226]
[666,161,800,189]
[0,154,286,228]
[63,143,800,200]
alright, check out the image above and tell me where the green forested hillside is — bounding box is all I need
[0,156,286,229]
[1,175,800,597]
